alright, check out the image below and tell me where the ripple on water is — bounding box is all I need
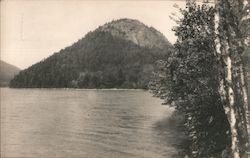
[1,88,180,158]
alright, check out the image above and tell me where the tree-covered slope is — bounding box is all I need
[99,19,171,49]
[0,60,20,86]
[10,19,172,88]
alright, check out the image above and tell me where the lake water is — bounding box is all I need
[1,88,180,158]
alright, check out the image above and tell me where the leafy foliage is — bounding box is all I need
[149,4,230,157]
[215,0,250,156]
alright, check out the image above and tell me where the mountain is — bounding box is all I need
[10,19,172,89]
[99,19,171,49]
[0,60,20,86]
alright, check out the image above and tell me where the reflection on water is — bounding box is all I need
[1,88,179,158]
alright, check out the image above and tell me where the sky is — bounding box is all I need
[1,0,187,69]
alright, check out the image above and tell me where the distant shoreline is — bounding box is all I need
[0,87,147,91]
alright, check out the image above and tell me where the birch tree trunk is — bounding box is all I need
[214,0,249,157]
[240,0,250,143]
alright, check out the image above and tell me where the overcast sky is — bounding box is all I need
[1,0,187,69]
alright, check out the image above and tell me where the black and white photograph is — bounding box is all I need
[1,0,250,157]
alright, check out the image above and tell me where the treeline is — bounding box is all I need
[10,30,171,89]
[150,2,249,157]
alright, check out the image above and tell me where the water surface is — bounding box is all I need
[1,88,179,158]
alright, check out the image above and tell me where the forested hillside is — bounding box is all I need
[0,60,20,86]
[10,19,172,88]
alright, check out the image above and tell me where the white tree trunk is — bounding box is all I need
[227,57,240,158]
[214,0,248,157]
[241,0,250,143]
[240,64,250,136]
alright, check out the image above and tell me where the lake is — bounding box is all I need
[1,88,180,158]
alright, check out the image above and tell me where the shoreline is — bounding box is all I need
[0,87,147,91]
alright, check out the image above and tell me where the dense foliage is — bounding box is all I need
[10,28,171,89]
[149,4,230,157]
[214,0,250,156]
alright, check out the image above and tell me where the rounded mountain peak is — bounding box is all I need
[98,18,171,49]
